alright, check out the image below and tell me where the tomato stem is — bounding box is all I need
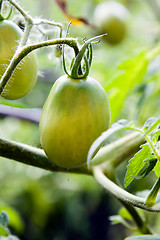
[0,136,92,175]
[70,34,106,79]
[0,38,79,95]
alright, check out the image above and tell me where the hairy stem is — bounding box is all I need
[7,0,31,19]
[34,19,63,38]
[0,137,91,175]
[0,132,144,175]
[0,38,79,95]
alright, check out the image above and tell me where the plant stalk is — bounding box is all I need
[0,132,144,175]
[93,166,160,212]
[0,38,79,95]
[120,201,153,234]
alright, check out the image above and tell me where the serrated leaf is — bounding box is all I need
[134,159,157,179]
[151,129,160,143]
[154,161,160,177]
[124,143,153,188]
[125,234,160,240]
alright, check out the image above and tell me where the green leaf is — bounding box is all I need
[0,225,9,237]
[154,161,160,177]
[118,207,133,221]
[105,50,149,122]
[151,129,160,143]
[133,159,157,180]
[125,234,160,240]
[124,143,153,188]
[145,177,160,205]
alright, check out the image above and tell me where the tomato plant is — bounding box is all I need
[93,1,130,45]
[0,20,38,100]
[1,1,160,240]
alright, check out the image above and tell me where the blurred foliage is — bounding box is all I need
[1,0,160,239]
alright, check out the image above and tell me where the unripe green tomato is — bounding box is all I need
[93,1,129,45]
[39,75,110,169]
[0,20,38,100]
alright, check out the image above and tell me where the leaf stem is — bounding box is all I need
[7,0,31,19]
[34,19,63,38]
[70,34,106,79]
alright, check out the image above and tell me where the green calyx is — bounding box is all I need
[63,34,106,79]
[0,0,12,21]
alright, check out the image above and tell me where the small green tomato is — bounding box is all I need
[93,1,130,45]
[39,75,110,169]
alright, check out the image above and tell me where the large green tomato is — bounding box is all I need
[39,75,110,169]
[0,20,38,100]
[93,1,129,45]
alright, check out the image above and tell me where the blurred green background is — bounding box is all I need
[1,0,160,239]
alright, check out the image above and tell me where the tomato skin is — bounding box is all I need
[39,75,110,169]
[0,20,38,100]
[93,1,129,45]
